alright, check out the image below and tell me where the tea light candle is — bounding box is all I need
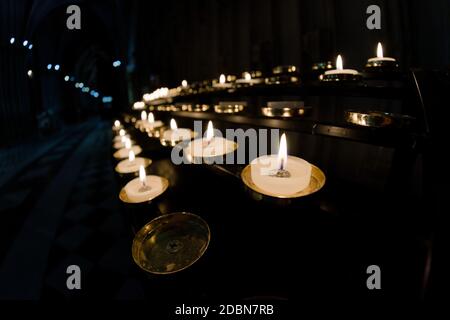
[141,112,163,130]
[114,145,142,159]
[249,134,311,197]
[213,74,233,89]
[115,150,152,174]
[160,119,196,146]
[113,120,122,131]
[366,42,398,69]
[121,165,168,203]
[114,137,135,149]
[184,121,238,159]
[236,72,264,85]
[322,55,361,82]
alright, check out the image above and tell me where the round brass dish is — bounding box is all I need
[261,106,311,118]
[241,164,325,199]
[114,158,152,174]
[132,212,210,274]
[345,110,415,128]
[187,104,210,112]
[119,176,169,204]
[273,65,298,74]
[214,103,246,114]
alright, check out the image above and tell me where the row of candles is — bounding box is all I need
[113,111,321,201]
[139,42,397,105]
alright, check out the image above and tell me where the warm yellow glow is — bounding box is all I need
[244,72,251,81]
[181,80,188,87]
[277,133,288,171]
[114,120,120,127]
[119,129,125,137]
[170,118,178,130]
[219,74,226,84]
[128,150,135,162]
[148,112,155,124]
[125,139,131,149]
[141,111,147,121]
[133,101,145,110]
[143,93,151,102]
[139,165,146,185]
[121,136,127,143]
[377,42,383,58]
[336,55,343,70]
[206,121,214,142]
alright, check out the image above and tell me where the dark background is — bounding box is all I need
[1,0,450,146]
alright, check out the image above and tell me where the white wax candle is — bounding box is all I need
[116,157,151,174]
[114,140,135,149]
[162,128,193,142]
[368,42,396,63]
[325,54,359,75]
[185,137,237,158]
[250,155,312,196]
[114,146,142,159]
[124,175,166,203]
[113,134,130,142]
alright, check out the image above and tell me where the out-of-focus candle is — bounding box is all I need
[115,151,151,174]
[160,118,195,146]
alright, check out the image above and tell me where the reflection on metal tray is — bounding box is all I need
[261,101,311,118]
[214,101,247,114]
[132,212,210,274]
[345,110,415,128]
[272,65,298,75]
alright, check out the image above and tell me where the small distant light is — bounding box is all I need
[27,70,33,78]
[47,64,52,70]
[64,75,70,81]
[70,76,75,81]
[82,87,90,93]
[54,64,60,71]
[28,44,33,50]
[102,96,113,103]
[181,80,188,87]
[90,90,96,96]
[94,92,100,98]
[23,40,28,47]
[79,82,84,88]
[112,60,121,67]
[10,37,15,44]
[75,83,79,88]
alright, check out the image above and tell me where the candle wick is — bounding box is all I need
[139,179,152,192]
[274,169,291,178]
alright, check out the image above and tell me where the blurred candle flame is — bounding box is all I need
[141,111,147,121]
[125,139,131,149]
[206,121,214,142]
[114,120,120,128]
[139,165,146,186]
[148,112,155,124]
[277,133,288,171]
[170,118,178,130]
[129,150,135,162]
[119,129,125,137]
[244,72,251,81]
[336,55,343,70]
[377,42,383,58]
[219,74,226,84]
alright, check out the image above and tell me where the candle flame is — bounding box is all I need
[206,121,214,142]
[377,42,383,58]
[114,120,120,127]
[128,150,135,162]
[336,55,343,70]
[141,110,147,121]
[139,165,146,185]
[148,112,155,124]
[125,139,131,149]
[181,80,188,87]
[119,129,125,137]
[121,136,127,143]
[219,74,226,84]
[244,72,251,81]
[170,118,178,130]
[277,133,288,171]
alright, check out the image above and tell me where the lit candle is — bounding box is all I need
[160,118,195,146]
[182,80,188,88]
[184,121,238,159]
[247,134,313,197]
[235,71,264,85]
[119,129,126,137]
[113,145,142,159]
[121,167,168,203]
[219,74,226,84]
[113,120,121,130]
[213,74,234,88]
[322,55,360,81]
[115,150,152,174]
[114,137,134,149]
[133,101,145,110]
[365,42,398,70]
[244,72,251,81]
[141,112,163,130]
[141,111,147,121]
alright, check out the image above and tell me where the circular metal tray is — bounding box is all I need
[241,163,325,199]
[132,212,210,274]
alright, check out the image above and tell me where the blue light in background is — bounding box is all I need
[112,60,121,67]
[47,64,52,70]
[22,40,28,46]
[10,37,15,44]
[54,64,60,71]
[64,76,70,81]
